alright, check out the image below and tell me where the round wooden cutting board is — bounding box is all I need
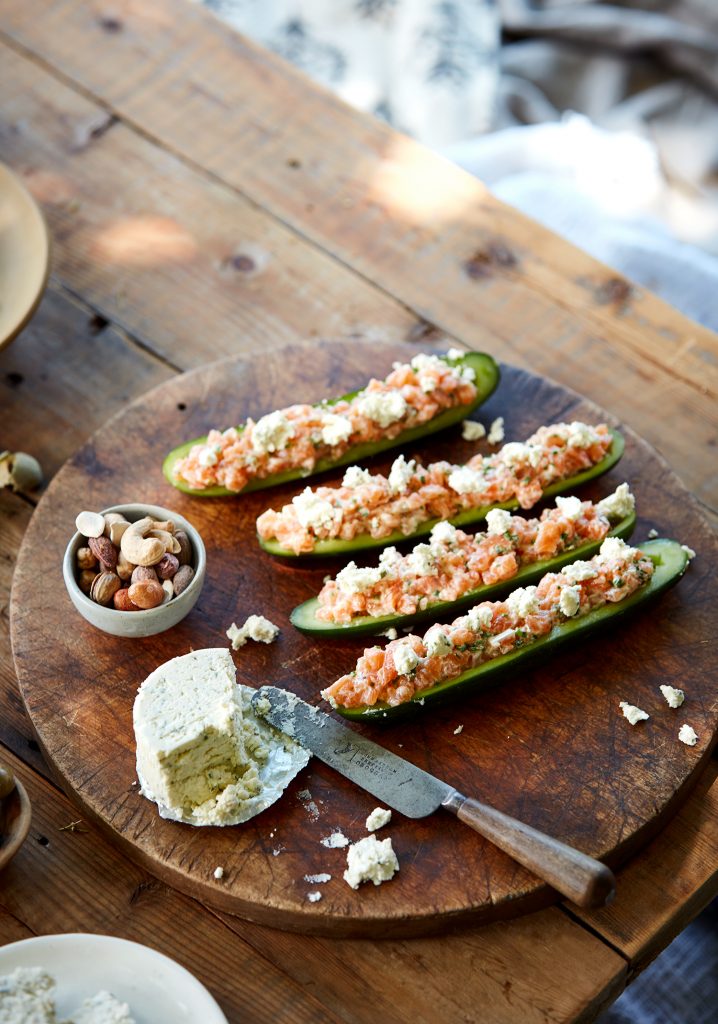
[11,340,718,937]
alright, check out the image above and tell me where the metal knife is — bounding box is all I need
[252,686,615,909]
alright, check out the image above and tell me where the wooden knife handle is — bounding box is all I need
[442,792,616,909]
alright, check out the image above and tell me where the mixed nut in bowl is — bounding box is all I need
[63,503,206,638]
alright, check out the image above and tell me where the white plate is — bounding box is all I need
[0,934,228,1023]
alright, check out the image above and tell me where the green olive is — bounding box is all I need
[0,764,16,799]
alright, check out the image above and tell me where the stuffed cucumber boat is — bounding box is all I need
[322,538,689,721]
[163,351,499,497]
[291,487,637,637]
[258,421,625,557]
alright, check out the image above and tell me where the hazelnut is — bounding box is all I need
[116,551,135,581]
[113,588,140,611]
[78,569,97,594]
[90,571,122,606]
[89,535,117,571]
[128,579,164,609]
[173,564,195,596]
[156,553,179,580]
[76,546,97,571]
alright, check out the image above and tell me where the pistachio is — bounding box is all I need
[173,564,195,596]
[156,553,179,580]
[90,571,122,606]
[89,535,117,571]
[174,530,192,565]
[128,579,164,609]
[131,565,158,585]
[76,510,105,538]
[76,546,98,571]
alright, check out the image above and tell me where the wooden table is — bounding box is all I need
[1,1,716,1020]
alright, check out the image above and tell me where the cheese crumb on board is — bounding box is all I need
[453,725,464,735]
[307,891,322,902]
[461,420,486,441]
[648,528,659,539]
[678,724,698,746]
[213,866,225,880]
[304,873,332,884]
[681,545,696,560]
[379,627,398,641]
[343,835,399,890]
[227,614,280,649]
[487,417,505,444]
[133,648,309,827]
[619,701,649,725]
[321,831,350,848]
[659,685,685,708]
[365,807,392,832]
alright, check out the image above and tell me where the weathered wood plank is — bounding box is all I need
[0,43,422,371]
[0,746,626,1023]
[572,759,718,976]
[1,0,716,402]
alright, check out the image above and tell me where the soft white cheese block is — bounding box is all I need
[70,990,135,1024]
[134,648,310,826]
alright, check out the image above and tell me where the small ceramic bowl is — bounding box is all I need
[63,503,206,638]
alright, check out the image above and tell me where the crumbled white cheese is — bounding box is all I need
[600,536,632,560]
[342,465,373,488]
[378,546,401,575]
[407,543,436,577]
[500,442,532,467]
[430,521,458,548]
[648,528,659,539]
[343,835,399,889]
[567,421,598,448]
[555,495,583,521]
[485,508,512,535]
[467,605,493,631]
[0,968,56,1023]
[596,483,635,521]
[380,627,398,640]
[393,642,420,676]
[425,630,453,658]
[561,560,598,583]
[489,627,516,650]
[321,413,352,447]
[357,390,407,428]
[678,724,698,746]
[448,466,483,494]
[293,488,341,532]
[453,724,464,735]
[559,585,581,617]
[198,447,219,468]
[227,614,280,649]
[213,866,225,880]
[388,454,416,494]
[252,410,295,453]
[307,891,322,902]
[446,348,464,361]
[619,701,649,725]
[304,873,332,883]
[506,586,539,621]
[321,831,350,848]
[681,545,696,560]
[462,420,486,441]
[335,561,383,594]
[71,990,135,1024]
[660,685,685,708]
[411,353,445,392]
[487,417,505,444]
[366,807,392,832]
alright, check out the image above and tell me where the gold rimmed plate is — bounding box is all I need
[0,163,50,351]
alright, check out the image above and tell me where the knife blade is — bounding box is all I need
[253,686,616,909]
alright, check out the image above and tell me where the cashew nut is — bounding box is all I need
[103,512,128,537]
[151,519,176,535]
[120,517,166,566]
[148,529,181,555]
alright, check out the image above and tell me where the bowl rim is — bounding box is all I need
[63,503,206,619]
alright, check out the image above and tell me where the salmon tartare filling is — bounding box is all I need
[321,537,654,709]
[171,354,477,493]
[257,421,613,554]
[315,485,635,624]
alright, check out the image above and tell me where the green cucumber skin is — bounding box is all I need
[163,352,499,497]
[262,429,626,558]
[332,538,688,722]
[290,512,636,637]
